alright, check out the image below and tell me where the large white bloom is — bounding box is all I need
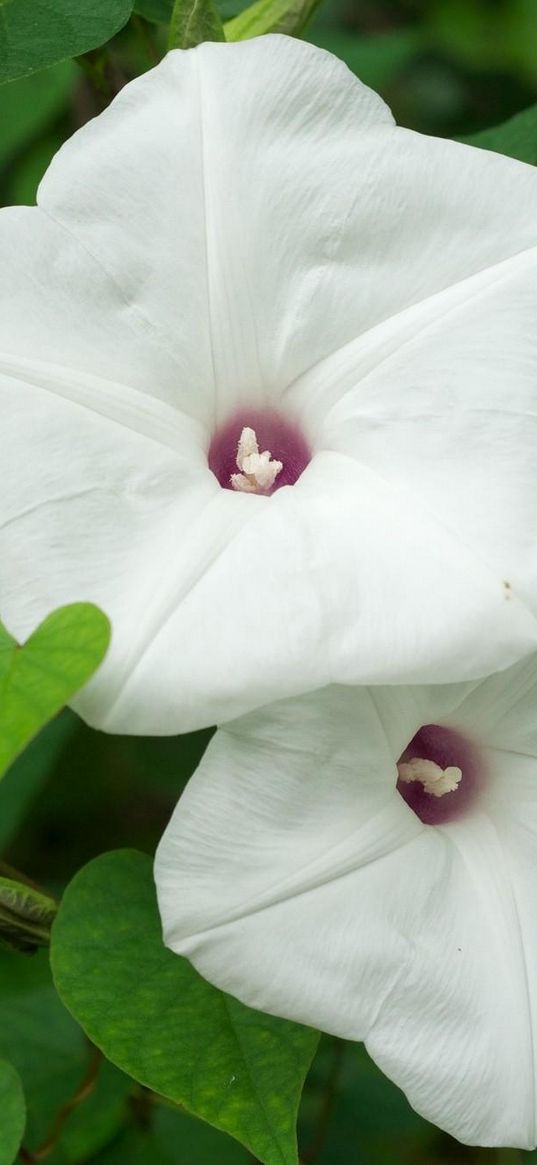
[2,36,537,734]
[156,658,537,1147]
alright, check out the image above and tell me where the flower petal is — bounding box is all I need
[87,449,537,733]
[3,390,535,733]
[169,37,537,400]
[368,812,537,1147]
[0,207,189,410]
[453,654,537,758]
[155,685,419,944]
[156,690,537,1147]
[297,246,537,626]
[0,364,215,728]
[37,37,537,412]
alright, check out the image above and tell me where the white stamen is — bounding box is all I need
[397,757,462,798]
[231,427,283,494]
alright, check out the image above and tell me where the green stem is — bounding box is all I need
[19,1047,102,1162]
[301,1039,345,1165]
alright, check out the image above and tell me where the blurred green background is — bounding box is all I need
[2,0,537,208]
[1,1,536,1161]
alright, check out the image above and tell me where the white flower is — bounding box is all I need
[156,657,537,1147]
[2,36,537,734]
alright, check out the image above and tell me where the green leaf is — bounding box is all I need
[462,103,537,165]
[51,850,319,1165]
[0,876,57,953]
[225,0,320,41]
[169,0,225,47]
[0,0,133,85]
[0,1059,25,1165]
[0,61,74,168]
[0,604,110,780]
[0,711,77,854]
[134,0,173,22]
[93,1107,252,1164]
[0,948,131,1162]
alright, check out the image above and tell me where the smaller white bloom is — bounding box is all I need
[156,653,537,1149]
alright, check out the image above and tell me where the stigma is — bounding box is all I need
[230,427,283,494]
[397,757,463,798]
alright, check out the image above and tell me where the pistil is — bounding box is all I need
[231,427,283,494]
[397,757,462,798]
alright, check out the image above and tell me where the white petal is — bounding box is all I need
[156,692,537,1147]
[34,54,215,418]
[183,38,537,397]
[156,685,419,944]
[36,37,537,411]
[453,653,537,758]
[368,813,537,1147]
[91,451,537,734]
[0,366,215,729]
[0,206,192,411]
[296,247,537,625]
[36,38,388,415]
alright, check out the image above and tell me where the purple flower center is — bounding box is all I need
[208,408,311,494]
[396,724,484,825]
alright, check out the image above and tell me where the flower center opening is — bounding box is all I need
[396,724,484,825]
[208,408,311,495]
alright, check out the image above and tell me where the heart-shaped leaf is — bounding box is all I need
[51,850,319,1165]
[0,0,133,85]
[0,604,110,779]
[0,1059,25,1165]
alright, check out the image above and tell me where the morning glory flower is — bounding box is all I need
[2,36,537,734]
[156,656,537,1147]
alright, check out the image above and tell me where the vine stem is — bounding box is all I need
[18,1047,102,1163]
[301,1039,345,1165]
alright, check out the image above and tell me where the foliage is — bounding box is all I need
[0,948,131,1162]
[0,62,75,167]
[0,1058,25,1165]
[168,0,224,49]
[0,604,110,780]
[0,876,56,953]
[463,102,537,164]
[134,0,173,22]
[51,850,318,1165]
[0,0,133,84]
[226,0,322,41]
